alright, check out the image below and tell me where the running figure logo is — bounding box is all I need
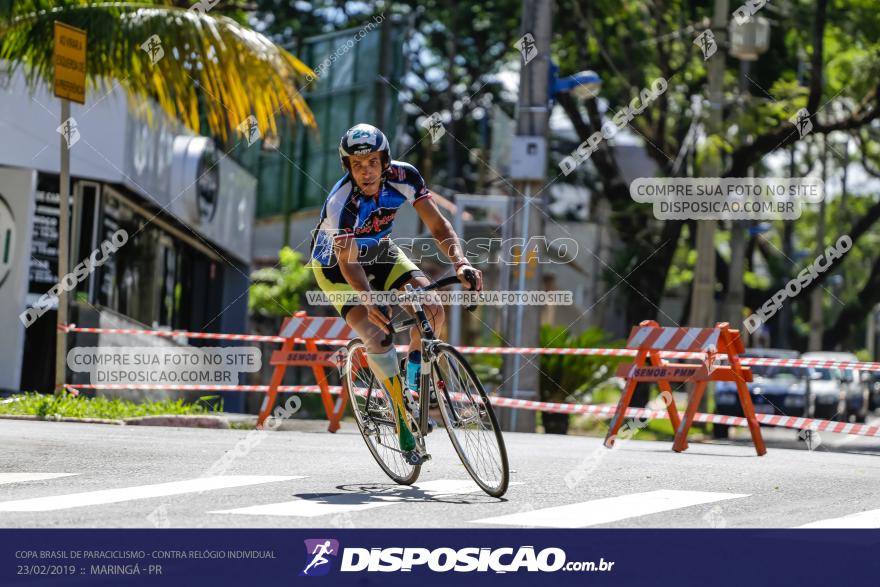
[516,33,538,65]
[694,29,717,60]
[300,539,340,576]
[790,108,813,138]
[140,34,165,65]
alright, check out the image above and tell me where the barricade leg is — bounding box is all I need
[720,326,766,456]
[605,378,638,449]
[735,380,767,456]
[307,339,347,433]
[673,381,707,452]
[257,338,294,428]
[657,379,687,451]
[649,350,686,451]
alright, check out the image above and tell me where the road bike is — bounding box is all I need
[341,275,510,497]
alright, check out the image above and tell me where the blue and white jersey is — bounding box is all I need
[310,160,431,267]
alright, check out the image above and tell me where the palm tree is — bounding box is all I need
[0,0,315,140]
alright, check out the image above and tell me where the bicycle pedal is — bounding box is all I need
[403,449,431,466]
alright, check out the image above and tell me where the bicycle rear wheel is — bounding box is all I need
[343,340,420,485]
[431,343,509,497]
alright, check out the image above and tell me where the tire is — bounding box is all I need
[430,343,509,497]
[836,393,847,422]
[858,388,870,423]
[343,340,420,486]
[712,423,729,439]
[813,404,834,421]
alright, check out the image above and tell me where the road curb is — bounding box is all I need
[0,414,229,428]
[0,414,125,425]
[124,415,230,429]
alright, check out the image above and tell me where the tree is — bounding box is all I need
[249,247,315,317]
[0,0,316,139]
[553,0,880,352]
[250,0,520,191]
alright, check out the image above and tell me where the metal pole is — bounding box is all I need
[501,0,550,433]
[778,146,797,348]
[723,60,751,330]
[689,0,729,329]
[808,134,827,351]
[449,203,464,346]
[55,98,71,394]
[509,184,531,431]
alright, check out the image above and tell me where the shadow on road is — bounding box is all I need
[288,482,506,506]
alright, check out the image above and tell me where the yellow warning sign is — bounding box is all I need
[53,21,86,104]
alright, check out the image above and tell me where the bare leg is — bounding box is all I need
[344,305,415,451]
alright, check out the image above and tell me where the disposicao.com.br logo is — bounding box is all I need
[301,539,340,576]
[301,541,614,575]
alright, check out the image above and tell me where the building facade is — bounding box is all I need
[0,71,257,403]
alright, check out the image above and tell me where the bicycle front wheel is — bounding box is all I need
[431,343,509,497]
[344,340,420,486]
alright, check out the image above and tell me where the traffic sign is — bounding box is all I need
[53,22,86,104]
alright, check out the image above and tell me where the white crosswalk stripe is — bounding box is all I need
[798,509,880,528]
[210,479,513,517]
[0,475,302,512]
[471,490,749,528]
[0,473,77,486]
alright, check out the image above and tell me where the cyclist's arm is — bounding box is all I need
[414,195,482,290]
[335,236,392,333]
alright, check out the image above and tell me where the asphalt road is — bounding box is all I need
[2,418,879,529]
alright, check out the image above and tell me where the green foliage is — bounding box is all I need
[249,246,315,317]
[0,1,314,140]
[538,325,627,404]
[0,391,216,419]
[467,331,504,387]
[743,270,770,291]
[251,0,521,192]
[792,195,880,312]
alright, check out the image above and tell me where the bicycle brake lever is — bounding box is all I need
[461,268,479,312]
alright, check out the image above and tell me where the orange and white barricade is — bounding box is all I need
[257,312,353,431]
[605,320,766,456]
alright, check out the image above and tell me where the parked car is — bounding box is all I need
[801,352,868,422]
[713,349,807,439]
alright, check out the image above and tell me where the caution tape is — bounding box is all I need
[489,397,880,439]
[60,324,880,372]
[67,384,322,393]
[60,324,286,343]
[66,384,880,438]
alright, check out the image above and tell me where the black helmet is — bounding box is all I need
[339,123,391,171]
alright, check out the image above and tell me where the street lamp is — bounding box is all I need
[549,63,602,105]
[729,16,771,61]
[721,14,772,332]
[749,223,772,236]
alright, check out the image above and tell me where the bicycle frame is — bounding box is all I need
[344,273,509,496]
[349,274,471,452]
[380,279,465,438]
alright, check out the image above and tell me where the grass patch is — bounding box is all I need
[0,392,218,420]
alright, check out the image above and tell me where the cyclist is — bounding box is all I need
[308,123,482,465]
